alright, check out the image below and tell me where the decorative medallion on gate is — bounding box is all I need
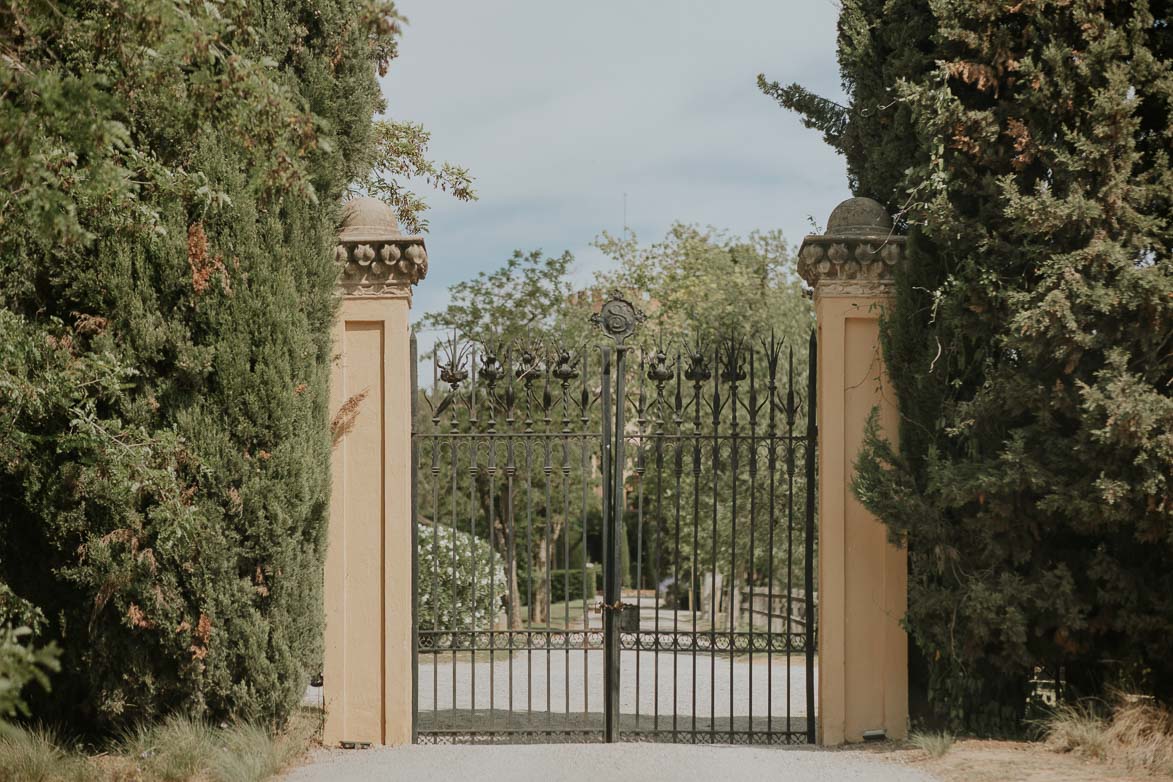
[589,290,646,345]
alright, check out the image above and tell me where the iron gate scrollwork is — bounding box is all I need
[411,292,817,745]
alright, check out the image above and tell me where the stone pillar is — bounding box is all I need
[798,197,908,745]
[323,197,427,747]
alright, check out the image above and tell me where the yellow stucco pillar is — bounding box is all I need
[799,197,908,745]
[323,197,427,747]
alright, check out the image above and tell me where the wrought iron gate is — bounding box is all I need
[412,292,817,744]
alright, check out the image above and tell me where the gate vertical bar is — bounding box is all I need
[410,332,420,743]
[609,345,627,743]
[804,329,817,743]
[580,356,591,724]
[599,346,615,741]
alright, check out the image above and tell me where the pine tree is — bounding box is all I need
[768,1,1173,733]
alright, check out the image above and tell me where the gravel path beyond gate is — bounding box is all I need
[417,649,813,733]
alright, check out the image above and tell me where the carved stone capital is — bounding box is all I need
[797,197,904,297]
[334,239,428,298]
[797,235,904,288]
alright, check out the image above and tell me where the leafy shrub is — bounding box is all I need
[0,625,60,720]
[0,0,462,734]
[417,525,507,632]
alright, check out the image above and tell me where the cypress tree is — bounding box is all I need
[758,0,936,209]
[767,1,1172,733]
[0,0,469,731]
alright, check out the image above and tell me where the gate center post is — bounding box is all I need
[591,292,644,743]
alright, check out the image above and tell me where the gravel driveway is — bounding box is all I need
[285,743,940,782]
[293,652,936,781]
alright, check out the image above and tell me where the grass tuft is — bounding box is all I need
[1043,702,1111,759]
[1045,696,1173,776]
[0,708,319,782]
[123,714,220,782]
[212,710,318,782]
[909,729,954,758]
[0,723,89,782]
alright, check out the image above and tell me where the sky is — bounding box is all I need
[380,0,850,335]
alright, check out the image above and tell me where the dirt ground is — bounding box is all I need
[847,738,1173,782]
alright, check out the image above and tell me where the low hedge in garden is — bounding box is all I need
[515,566,601,607]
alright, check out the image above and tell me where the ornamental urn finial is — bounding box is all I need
[335,197,428,296]
[797,197,904,292]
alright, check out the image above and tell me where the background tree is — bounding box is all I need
[596,225,815,622]
[418,226,815,633]
[595,224,810,346]
[767,0,1172,733]
[418,250,596,626]
[0,0,472,733]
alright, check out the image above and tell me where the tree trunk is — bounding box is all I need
[532,515,566,626]
[493,509,522,630]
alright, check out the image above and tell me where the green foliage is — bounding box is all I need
[0,626,61,721]
[417,524,506,632]
[756,79,848,153]
[0,0,470,734]
[516,564,600,608]
[546,567,601,605]
[595,224,811,346]
[758,0,936,210]
[420,249,583,347]
[359,121,477,233]
[776,0,1173,734]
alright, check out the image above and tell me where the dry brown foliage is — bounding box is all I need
[330,389,369,447]
[186,222,232,295]
[1046,696,1173,777]
[72,312,109,335]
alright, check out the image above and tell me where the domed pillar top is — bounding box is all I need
[798,197,904,299]
[334,196,428,299]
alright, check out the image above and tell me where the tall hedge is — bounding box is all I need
[766,1,1172,733]
[0,0,396,731]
